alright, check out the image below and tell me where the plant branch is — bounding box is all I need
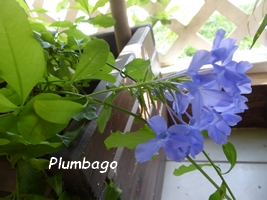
[91,97,147,123]
[202,150,236,200]
[186,156,232,200]
[106,62,137,82]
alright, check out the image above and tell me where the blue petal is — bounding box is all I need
[221,113,242,126]
[212,29,225,49]
[200,88,233,107]
[191,92,204,119]
[135,138,161,163]
[148,115,167,136]
[163,144,188,162]
[207,124,228,145]
[187,50,211,75]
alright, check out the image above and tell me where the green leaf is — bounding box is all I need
[126,0,140,7]
[56,0,69,12]
[96,92,118,133]
[0,93,18,112]
[17,93,69,144]
[124,59,152,82]
[104,125,155,150]
[59,191,78,200]
[58,58,72,80]
[209,182,226,200]
[103,180,122,200]
[173,163,212,176]
[29,8,48,13]
[74,0,92,14]
[33,99,84,124]
[0,0,46,104]
[60,124,84,147]
[0,139,9,145]
[47,173,63,196]
[50,20,73,28]
[61,28,91,40]
[73,105,98,121]
[250,14,267,49]
[0,142,62,158]
[17,112,68,144]
[28,158,50,170]
[86,72,116,82]
[18,194,53,200]
[0,129,29,145]
[97,105,112,134]
[88,14,116,28]
[17,159,46,195]
[92,0,109,12]
[71,39,109,81]
[222,142,237,174]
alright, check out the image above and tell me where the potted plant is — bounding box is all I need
[0,0,254,200]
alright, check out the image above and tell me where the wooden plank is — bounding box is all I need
[0,157,16,194]
[236,85,267,128]
[159,0,224,65]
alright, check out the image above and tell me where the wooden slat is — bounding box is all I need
[159,0,224,65]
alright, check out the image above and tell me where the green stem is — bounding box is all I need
[106,62,137,82]
[91,97,147,123]
[186,156,232,200]
[202,150,236,200]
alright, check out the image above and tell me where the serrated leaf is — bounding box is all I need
[87,14,115,28]
[250,14,267,49]
[71,39,109,81]
[103,180,122,200]
[47,173,63,196]
[33,99,84,124]
[104,125,155,150]
[0,0,46,104]
[28,158,50,170]
[124,59,153,82]
[0,93,18,112]
[17,159,46,195]
[222,142,237,174]
[173,163,212,176]
[50,20,73,28]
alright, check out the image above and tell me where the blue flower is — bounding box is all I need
[211,29,238,65]
[135,115,190,162]
[197,109,232,145]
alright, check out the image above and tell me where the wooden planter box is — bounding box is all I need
[0,25,166,199]
[51,25,165,199]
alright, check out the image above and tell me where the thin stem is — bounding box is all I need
[186,156,232,200]
[202,150,236,200]
[91,97,147,124]
[106,62,137,82]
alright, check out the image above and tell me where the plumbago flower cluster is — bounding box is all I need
[135,29,252,163]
